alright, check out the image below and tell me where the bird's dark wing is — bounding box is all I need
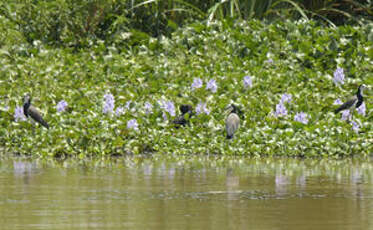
[173,115,188,128]
[28,106,49,128]
[334,97,357,114]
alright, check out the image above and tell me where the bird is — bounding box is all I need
[225,104,241,139]
[173,104,193,128]
[23,94,49,129]
[334,84,367,114]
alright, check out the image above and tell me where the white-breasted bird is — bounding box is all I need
[334,84,367,114]
[225,104,241,139]
[23,94,49,129]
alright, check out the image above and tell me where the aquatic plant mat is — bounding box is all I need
[1,20,372,157]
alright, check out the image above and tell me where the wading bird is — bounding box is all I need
[334,84,367,115]
[225,104,241,139]
[173,104,193,128]
[23,94,49,129]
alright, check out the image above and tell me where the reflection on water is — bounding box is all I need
[0,156,372,229]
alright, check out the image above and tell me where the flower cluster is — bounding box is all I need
[115,107,124,116]
[206,79,217,93]
[14,106,26,122]
[341,110,351,121]
[243,75,252,88]
[356,102,366,116]
[196,102,210,115]
[191,78,203,90]
[159,100,175,117]
[127,119,138,130]
[275,93,292,117]
[144,102,153,114]
[294,112,309,124]
[281,93,292,104]
[351,121,359,133]
[125,101,131,110]
[275,102,288,117]
[103,93,115,114]
[56,100,68,112]
[333,67,344,85]
[333,99,343,105]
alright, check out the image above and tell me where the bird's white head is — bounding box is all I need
[23,94,31,105]
[359,84,367,96]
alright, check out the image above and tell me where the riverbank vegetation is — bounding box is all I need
[0,1,372,157]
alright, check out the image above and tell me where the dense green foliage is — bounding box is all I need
[0,0,371,48]
[0,19,372,157]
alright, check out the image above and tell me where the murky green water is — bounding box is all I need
[0,156,373,230]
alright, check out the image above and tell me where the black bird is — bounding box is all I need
[173,104,193,128]
[23,94,49,129]
[225,104,241,139]
[335,84,367,114]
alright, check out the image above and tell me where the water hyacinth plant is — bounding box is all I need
[196,102,210,115]
[356,102,366,116]
[243,75,252,88]
[281,94,292,104]
[206,79,217,93]
[159,100,175,117]
[275,102,288,117]
[341,110,351,121]
[351,121,360,134]
[115,107,124,116]
[294,112,309,124]
[127,119,138,130]
[0,19,371,157]
[333,99,343,105]
[14,106,26,122]
[144,102,153,114]
[191,78,203,90]
[125,101,131,110]
[103,93,115,114]
[333,67,345,85]
[56,100,68,112]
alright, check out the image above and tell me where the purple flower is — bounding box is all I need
[127,119,138,130]
[165,101,175,116]
[341,110,351,121]
[14,106,26,122]
[115,107,124,116]
[267,58,274,64]
[162,112,168,121]
[144,102,153,114]
[103,93,115,114]
[275,102,287,117]
[333,99,343,105]
[191,78,203,90]
[196,102,210,115]
[294,112,309,124]
[281,93,292,104]
[351,121,359,133]
[206,79,217,93]
[243,75,252,88]
[356,102,366,116]
[333,67,344,85]
[159,100,175,117]
[56,100,68,112]
[125,101,131,110]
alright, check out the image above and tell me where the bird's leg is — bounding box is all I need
[346,109,353,123]
[350,109,354,122]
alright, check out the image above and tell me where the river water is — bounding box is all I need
[0,156,372,230]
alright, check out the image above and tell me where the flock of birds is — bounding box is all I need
[22,84,367,139]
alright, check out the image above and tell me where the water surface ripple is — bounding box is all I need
[0,156,372,230]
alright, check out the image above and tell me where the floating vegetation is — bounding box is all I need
[0,20,371,157]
